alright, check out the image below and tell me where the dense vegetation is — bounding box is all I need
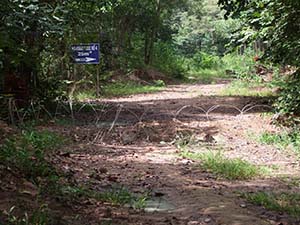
[0,0,299,120]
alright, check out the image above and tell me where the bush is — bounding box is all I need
[274,70,300,122]
[152,42,187,78]
[222,51,256,79]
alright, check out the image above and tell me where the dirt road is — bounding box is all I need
[52,82,300,225]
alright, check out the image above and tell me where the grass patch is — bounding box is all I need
[74,82,163,100]
[242,191,300,217]
[60,185,147,210]
[102,82,163,97]
[181,150,263,180]
[95,187,148,209]
[220,80,274,97]
[259,130,300,155]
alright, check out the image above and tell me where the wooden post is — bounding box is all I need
[96,65,100,98]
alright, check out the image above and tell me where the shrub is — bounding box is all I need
[152,42,187,79]
[274,70,300,122]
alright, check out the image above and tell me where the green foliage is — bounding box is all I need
[218,0,300,67]
[274,71,300,120]
[153,80,166,87]
[190,51,221,70]
[172,0,238,56]
[259,129,300,155]
[0,130,62,181]
[222,51,257,79]
[181,150,262,180]
[242,191,300,217]
[152,42,187,78]
[218,0,300,122]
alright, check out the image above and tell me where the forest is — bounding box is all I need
[0,0,300,224]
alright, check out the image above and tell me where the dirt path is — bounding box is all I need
[52,82,300,225]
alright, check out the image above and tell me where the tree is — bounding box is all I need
[218,0,300,120]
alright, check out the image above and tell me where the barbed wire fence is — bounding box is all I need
[5,98,274,144]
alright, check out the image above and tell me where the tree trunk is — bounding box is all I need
[144,0,161,65]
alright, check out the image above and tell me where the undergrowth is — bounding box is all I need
[0,130,63,182]
[0,129,63,224]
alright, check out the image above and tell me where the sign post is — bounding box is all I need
[71,43,100,64]
[71,43,101,97]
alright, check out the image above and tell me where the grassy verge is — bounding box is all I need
[259,129,300,155]
[181,150,265,180]
[242,191,300,217]
[220,80,274,97]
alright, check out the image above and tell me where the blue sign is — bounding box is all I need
[71,43,100,64]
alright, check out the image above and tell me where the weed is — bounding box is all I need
[242,191,300,217]
[59,185,148,209]
[2,205,50,225]
[94,187,148,209]
[153,80,166,87]
[174,132,196,149]
[222,51,256,79]
[181,150,263,180]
